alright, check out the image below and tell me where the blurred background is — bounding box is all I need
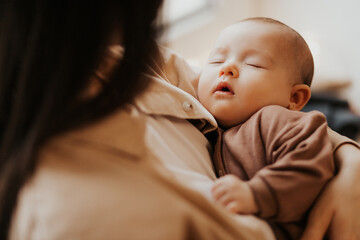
[161,0,360,141]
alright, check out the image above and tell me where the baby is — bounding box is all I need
[197,17,335,239]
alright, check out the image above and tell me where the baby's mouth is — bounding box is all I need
[214,81,234,95]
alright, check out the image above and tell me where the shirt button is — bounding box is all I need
[182,101,193,112]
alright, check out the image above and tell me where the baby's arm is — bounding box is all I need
[212,175,258,214]
[218,105,335,223]
[248,106,334,222]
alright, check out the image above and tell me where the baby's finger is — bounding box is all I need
[217,191,235,207]
[225,201,241,213]
[211,179,229,199]
[211,185,227,201]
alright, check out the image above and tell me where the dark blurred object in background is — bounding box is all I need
[302,93,360,140]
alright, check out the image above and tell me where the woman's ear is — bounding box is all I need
[288,84,311,111]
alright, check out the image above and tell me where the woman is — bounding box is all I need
[1,0,273,239]
[0,0,359,239]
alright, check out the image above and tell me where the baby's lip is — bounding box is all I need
[214,81,234,95]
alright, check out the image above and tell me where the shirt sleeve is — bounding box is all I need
[245,105,335,222]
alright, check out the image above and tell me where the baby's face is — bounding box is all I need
[198,21,296,128]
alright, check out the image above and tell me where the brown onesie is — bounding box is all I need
[213,105,335,240]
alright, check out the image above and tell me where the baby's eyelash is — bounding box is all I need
[209,61,223,64]
[246,63,263,68]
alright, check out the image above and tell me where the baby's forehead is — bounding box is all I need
[227,21,293,39]
[213,21,296,54]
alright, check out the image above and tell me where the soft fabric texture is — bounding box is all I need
[10,48,359,240]
[213,105,335,239]
[9,48,275,240]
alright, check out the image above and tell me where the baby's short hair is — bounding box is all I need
[240,17,314,86]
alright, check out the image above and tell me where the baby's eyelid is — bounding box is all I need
[246,62,264,69]
[209,60,224,64]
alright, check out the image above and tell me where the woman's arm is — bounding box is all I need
[301,130,360,240]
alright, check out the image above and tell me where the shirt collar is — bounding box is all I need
[134,74,217,134]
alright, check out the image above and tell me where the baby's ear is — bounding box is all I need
[288,84,311,111]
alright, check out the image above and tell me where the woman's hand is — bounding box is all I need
[301,144,360,240]
[211,175,258,214]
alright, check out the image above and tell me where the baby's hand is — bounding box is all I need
[211,175,258,214]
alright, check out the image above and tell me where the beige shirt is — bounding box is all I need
[10,48,275,239]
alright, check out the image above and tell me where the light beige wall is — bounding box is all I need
[165,0,262,67]
[256,0,360,113]
[165,0,360,113]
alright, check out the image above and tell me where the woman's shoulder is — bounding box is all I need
[9,106,163,238]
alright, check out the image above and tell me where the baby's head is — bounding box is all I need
[197,17,314,128]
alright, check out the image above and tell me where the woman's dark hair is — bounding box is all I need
[0,0,163,237]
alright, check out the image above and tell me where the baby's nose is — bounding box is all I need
[219,64,238,77]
